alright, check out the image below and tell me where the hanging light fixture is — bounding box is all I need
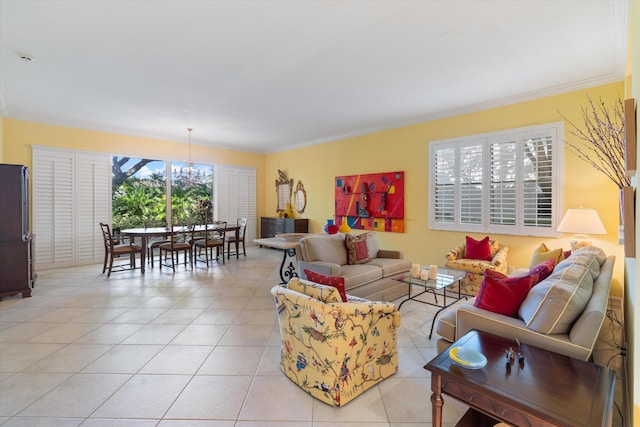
[173,128,202,185]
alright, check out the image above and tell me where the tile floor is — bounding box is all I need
[0,247,624,426]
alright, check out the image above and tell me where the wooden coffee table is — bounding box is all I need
[424,330,615,427]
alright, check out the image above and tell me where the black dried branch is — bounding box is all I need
[559,95,631,189]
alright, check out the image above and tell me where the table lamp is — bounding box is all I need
[556,208,606,251]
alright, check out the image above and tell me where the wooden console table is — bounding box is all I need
[260,217,308,238]
[425,330,615,427]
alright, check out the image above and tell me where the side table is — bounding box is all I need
[425,330,615,427]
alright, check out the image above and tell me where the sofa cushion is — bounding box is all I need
[340,264,383,291]
[528,258,556,284]
[367,257,412,277]
[302,235,348,265]
[474,270,536,317]
[530,243,565,269]
[303,269,347,302]
[287,277,343,303]
[346,233,370,265]
[465,236,492,261]
[365,231,381,259]
[519,260,595,334]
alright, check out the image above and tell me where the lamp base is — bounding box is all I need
[569,234,591,252]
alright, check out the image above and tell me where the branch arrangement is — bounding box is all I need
[559,95,631,189]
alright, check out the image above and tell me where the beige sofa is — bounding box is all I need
[297,232,411,301]
[435,246,615,361]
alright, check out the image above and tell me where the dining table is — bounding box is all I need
[121,225,240,273]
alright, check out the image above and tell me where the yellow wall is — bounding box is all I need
[266,82,626,296]
[1,119,268,230]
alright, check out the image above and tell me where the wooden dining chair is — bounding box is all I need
[158,225,193,272]
[193,221,227,266]
[226,217,247,259]
[99,222,142,277]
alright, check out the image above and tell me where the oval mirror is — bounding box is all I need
[294,180,307,214]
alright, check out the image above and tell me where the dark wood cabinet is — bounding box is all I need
[260,217,309,238]
[0,164,34,300]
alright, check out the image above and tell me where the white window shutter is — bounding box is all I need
[214,166,256,241]
[432,147,456,225]
[33,148,75,269]
[490,139,517,227]
[75,152,112,265]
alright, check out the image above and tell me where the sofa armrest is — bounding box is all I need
[491,245,509,269]
[456,306,591,361]
[446,243,466,261]
[377,249,403,259]
[298,260,342,278]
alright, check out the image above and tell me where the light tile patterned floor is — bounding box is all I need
[0,247,623,426]
[0,247,464,427]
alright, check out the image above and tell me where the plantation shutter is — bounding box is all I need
[522,135,554,230]
[433,147,455,224]
[32,146,111,269]
[214,165,257,241]
[489,139,517,226]
[75,152,112,265]
[460,144,483,225]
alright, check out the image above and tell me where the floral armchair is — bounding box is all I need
[444,239,509,296]
[271,277,400,406]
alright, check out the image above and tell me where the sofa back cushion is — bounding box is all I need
[519,256,597,334]
[303,269,348,302]
[300,235,348,265]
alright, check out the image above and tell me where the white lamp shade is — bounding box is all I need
[556,208,606,235]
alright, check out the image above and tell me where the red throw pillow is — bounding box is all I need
[528,258,556,284]
[465,236,492,261]
[345,233,370,265]
[474,270,536,317]
[303,269,347,302]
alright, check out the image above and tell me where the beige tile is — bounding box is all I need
[0,373,71,416]
[111,308,167,324]
[0,323,58,343]
[72,323,143,344]
[255,345,282,376]
[236,423,311,427]
[217,325,272,347]
[80,344,163,374]
[157,421,235,427]
[232,309,277,326]
[378,377,432,423]
[192,309,240,324]
[395,347,429,378]
[19,373,131,417]
[312,386,388,422]
[0,343,66,372]
[150,308,205,324]
[28,323,102,344]
[139,345,213,374]
[164,375,252,420]
[169,324,230,345]
[198,346,263,375]
[22,344,113,373]
[91,374,191,419]
[0,416,82,426]
[79,419,158,427]
[238,376,313,421]
[120,324,186,345]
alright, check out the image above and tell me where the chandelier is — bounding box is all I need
[173,128,202,185]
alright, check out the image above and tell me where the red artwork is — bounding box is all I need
[334,171,405,233]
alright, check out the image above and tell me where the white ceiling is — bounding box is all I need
[0,0,629,154]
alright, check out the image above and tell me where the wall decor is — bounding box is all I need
[334,171,405,232]
[275,170,293,213]
[624,98,636,176]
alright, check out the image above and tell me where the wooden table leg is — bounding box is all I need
[431,372,444,427]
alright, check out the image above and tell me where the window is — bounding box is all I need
[429,123,564,237]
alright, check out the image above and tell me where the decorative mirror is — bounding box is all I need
[294,180,307,214]
[275,169,293,212]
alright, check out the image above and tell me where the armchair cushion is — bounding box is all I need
[303,269,348,302]
[465,235,492,261]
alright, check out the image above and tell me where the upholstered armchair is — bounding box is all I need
[445,238,509,296]
[271,278,400,407]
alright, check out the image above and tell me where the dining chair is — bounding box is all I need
[148,236,172,268]
[158,225,193,272]
[193,221,227,266]
[226,217,247,259]
[99,222,142,277]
